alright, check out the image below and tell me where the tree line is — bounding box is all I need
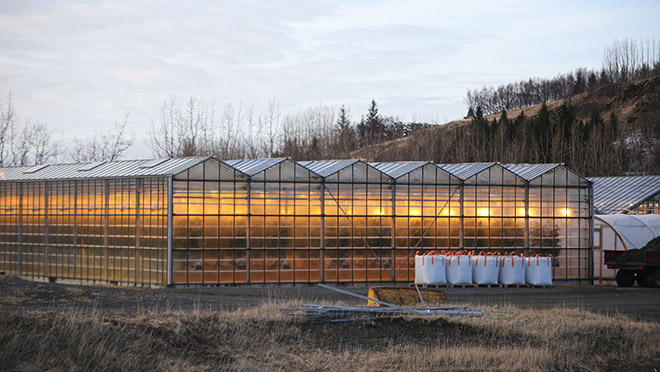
[149,95,432,161]
[466,38,660,115]
[0,90,424,166]
[366,95,660,176]
[0,93,133,167]
[3,85,658,176]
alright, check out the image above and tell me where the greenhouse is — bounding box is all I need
[589,175,660,214]
[0,158,593,286]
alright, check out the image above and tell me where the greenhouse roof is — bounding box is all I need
[298,160,360,177]
[438,163,498,180]
[369,161,430,179]
[0,157,213,181]
[589,175,660,214]
[0,157,598,189]
[225,158,290,176]
[504,163,563,181]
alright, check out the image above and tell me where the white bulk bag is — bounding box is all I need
[446,255,473,285]
[525,256,553,286]
[499,256,525,285]
[472,255,500,285]
[414,254,447,285]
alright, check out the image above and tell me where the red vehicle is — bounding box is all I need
[604,250,660,287]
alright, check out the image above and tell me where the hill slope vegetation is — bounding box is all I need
[351,76,660,176]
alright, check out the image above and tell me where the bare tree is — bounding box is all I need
[7,118,60,166]
[180,95,213,156]
[150,95,180,157]
[279,102,336,159]
[241,105,264,159]
[603,37,660,82]
[217,102,245,159]
[0,93,18,167]
[261,97,280,157]
[0,93,60,166]
[149,95,215,158]
[70,114,134,162]
[29,120,60,165]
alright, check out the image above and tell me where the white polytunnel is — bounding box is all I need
[594,214,660,283]
[596,214,660,250]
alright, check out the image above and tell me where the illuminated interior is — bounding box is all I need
[0,158,593,285]
[0,178,168,285]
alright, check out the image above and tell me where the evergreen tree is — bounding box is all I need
[532,103,552,162]
[471,106,489,133]
[499,110,513,139]
[335,105,354,155]
[336,105,351,134]
[469,106,490,161]
[357,99,385,146]
[555,103,575,138]
[553,102,577,162]
[366,99,383,141]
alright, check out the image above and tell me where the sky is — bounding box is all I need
[1,0,659,158]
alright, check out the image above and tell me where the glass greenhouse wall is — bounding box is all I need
[0,177,168,285]
[525,167,592,280]
[631,194,660,214]
[0,158,593,286]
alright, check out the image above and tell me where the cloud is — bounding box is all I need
[1,0,659,158]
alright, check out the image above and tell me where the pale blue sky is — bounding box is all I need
[1,0,658,157]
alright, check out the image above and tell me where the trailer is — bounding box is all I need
[604,250,660,287]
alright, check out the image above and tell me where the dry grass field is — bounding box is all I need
[1,276,659,371]
[2,302,659,371]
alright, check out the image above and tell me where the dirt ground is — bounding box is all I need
[1,275,659,322]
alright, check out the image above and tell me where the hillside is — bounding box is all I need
[350,76,660,176]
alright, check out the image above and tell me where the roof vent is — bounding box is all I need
[77,161,105,171]
[23,164,49,174]
[139,158,169,169]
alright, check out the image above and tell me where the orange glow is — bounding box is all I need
[518,208,526,216]
[375,208,385,215]
[560,208,570,217]
[479,208,489,216]
[410,208,420,216]
[443,209,455,216]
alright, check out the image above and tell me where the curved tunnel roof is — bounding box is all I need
[595,214,660,249]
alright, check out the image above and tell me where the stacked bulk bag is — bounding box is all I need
[499,254,526,285]
[525,255,553,286]
[472,253,500,285]
[414,251,447,285]
[446,253,473,285]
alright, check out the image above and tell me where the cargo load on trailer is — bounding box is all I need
[605,237,660,287]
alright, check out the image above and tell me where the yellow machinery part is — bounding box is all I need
[367,287,447,307]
